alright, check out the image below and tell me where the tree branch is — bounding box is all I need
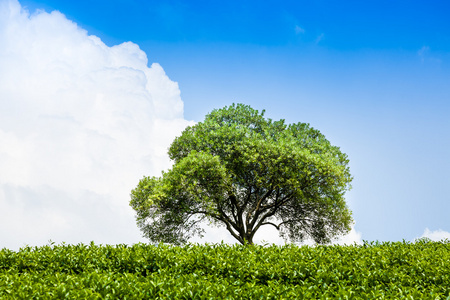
[260,221,280,230]
[228,193,240,225]
[247,188,273,231]
[250,195,295,236]
[216,205,242,235]
[241,183,254,212]
[260,191,292,210]
[255,217,316,239]
[222,218,244,244]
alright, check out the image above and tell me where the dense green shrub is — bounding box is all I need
[1,241,449,299]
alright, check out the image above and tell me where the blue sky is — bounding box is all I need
[1,0,449,248]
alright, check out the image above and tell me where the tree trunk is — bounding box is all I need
[241,233,254,245]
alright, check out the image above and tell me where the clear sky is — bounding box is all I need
[1,0,449,249]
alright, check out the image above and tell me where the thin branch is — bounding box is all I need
[254,194,292,225]
[241,184,253,212]
[223,219,243,244]
[228,193,240,225]
[217,205,241,234]
[251,188,273,218]
[260,222,280,230]
[260,192,292,210]
[247,188,273,231]
[255,217,316,238]
[250,195,296,235]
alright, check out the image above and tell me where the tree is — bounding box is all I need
[130,104,353,245]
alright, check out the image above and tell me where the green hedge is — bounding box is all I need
[1,240,449,299]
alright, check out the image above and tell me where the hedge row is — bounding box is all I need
[1,240,449,299]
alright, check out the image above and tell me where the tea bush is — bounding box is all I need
[1,240,449,299]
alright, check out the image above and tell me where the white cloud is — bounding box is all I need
[417,46,442,64]
[416,228,450,242]
[332,225,362,245]
[417,45,430,63]
[315,33,324,44]
[295,25,305,34]
[254,225,363,246]
[191,223,362,247]
[0,0,193,250]
[417,46,430,57]
[0,1,362,250]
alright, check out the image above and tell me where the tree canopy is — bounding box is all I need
[130,104,353,245]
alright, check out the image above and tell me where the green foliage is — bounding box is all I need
[131,103,353,245]
[1,241,450,299]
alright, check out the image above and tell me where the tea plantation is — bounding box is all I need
[1,240,449,299]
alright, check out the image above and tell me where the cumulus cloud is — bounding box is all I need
[271,225,362,246]
[332,225,363,245]
[0,0,193,250]
[416,228,450,242]
[200,224,363,246]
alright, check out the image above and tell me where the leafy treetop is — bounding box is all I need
[130,103,353,245]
